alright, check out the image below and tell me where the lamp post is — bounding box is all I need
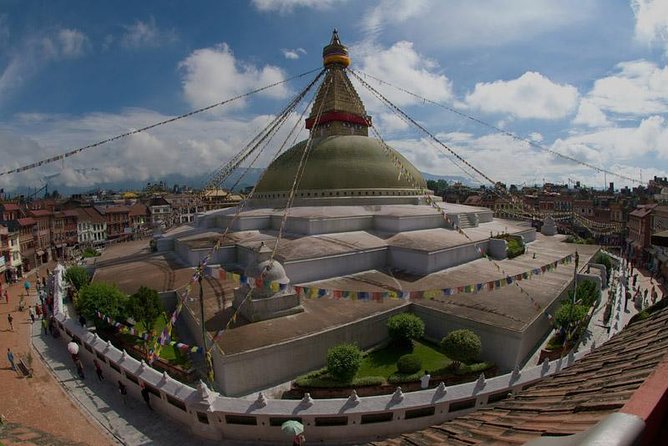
[570,250,579,343]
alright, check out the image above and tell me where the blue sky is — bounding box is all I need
[0,0,667,192]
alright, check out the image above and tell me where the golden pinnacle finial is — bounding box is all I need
[323,29,350,68]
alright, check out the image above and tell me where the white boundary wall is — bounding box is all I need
[52,313,589,443]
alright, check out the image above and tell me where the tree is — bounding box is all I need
[126,286,163,332]
[555,303,588,331]
[326,344,362,382]
[77,282,128,322]
[441,329,482,368]
[65,266,91,291]
[387,313,425,350]
[126,286,163,359]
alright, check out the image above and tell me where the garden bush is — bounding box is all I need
[396,354,422,374]
[326,344,362,383]
[388,371,423,384]
[592,252,612,276]
[555,302,588,330]
[387,313,425,349]
[440,329,482,367]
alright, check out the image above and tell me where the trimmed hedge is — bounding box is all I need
[387,313,425,348]
[397,354,422,374]
[326,344,363,383]
[294,370,384,388]
[388,372,423,384]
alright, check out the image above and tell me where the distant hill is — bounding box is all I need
[6,168,476,198]
[421,172,477,186]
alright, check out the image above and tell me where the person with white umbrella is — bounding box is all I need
[281,420,305,445]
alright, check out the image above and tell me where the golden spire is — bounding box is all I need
[323,28,350,68]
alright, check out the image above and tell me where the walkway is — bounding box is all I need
[0,262,113,446]
[523,251,663,368]
[30,320,252,446]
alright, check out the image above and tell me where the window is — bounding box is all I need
[125,373,139,385]
[269,417,301,427]
[361,412,393,424]
[225,415,257,425]
[167,395,186,411]
[197,412,209,424]
[449,399,475,412]
[405,406,435,419]
[315,416,348,426]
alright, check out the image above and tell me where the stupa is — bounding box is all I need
[147,31,597,397]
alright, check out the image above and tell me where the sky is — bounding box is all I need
[0,0,667,193]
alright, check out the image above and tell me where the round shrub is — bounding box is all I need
[441,329,482,366]
[387,313,425,348]
[326,344,362,383]
[396,353,422,374]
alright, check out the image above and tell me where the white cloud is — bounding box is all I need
[631,0,668,52]
[179,43,289,110]
[0,108,306,190]
[251,0,348,14]
[584,60,668,115]
[362,0,428,39]
[465,71,580,120]
[573,99,610,128]
[57,29,88,57]
[553,115,668,161]
[0,28,88,100]
[354,40,453,109]
[121,17,177,49]
[281,47,306,59]
[360,0,595,49]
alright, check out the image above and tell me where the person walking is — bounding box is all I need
[94,359,104,381]
[29,306,35,324]
[140,383,152,410]
[6,348,15,371]
[118,381,128,405]
[7,313,14,331]
[41,317,48,335]
[3,289,8,305]
[75,359,85,379]
[293,433,306,446]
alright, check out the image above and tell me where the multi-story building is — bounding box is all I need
[627,204,657,263]
[51,210,67,261]
[164,193,202,224]
[28,209,52,265]
[99,205,130,239]
[16,217,36,272]
[200,189,243,212]
[75,207,107,246]
[62,209,79,248]
[573,199,594,217]
[148,196,172,226]
[128,202,149,236]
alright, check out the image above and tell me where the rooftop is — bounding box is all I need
[370,302,668,445]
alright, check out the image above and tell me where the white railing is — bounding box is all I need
[52,313,590,443]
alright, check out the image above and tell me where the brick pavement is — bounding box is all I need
[0,263,114,446]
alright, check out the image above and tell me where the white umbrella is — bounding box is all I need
[67,342,79,355]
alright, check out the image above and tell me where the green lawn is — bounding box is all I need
[119,314,188,366]
[357,340,451,378]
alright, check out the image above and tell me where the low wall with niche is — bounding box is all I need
[51,312,588,443]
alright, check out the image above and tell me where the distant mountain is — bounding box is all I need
[7,167,476,199]
[421,172,477,186]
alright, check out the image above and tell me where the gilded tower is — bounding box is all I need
[305,30,372,137]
